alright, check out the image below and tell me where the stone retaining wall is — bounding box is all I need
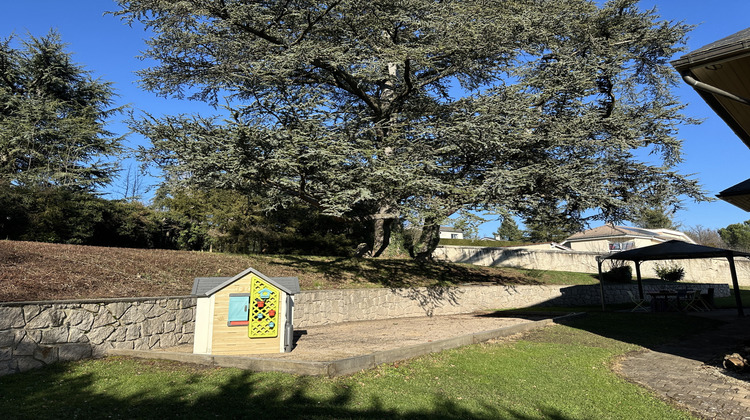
[292,282,729,327]
[0,297,195,376]
[0,282,731,376]
[433,245,750,287]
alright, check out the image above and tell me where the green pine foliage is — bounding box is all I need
[0,31,123,190]
[718,220,750,252]
[114,0,707,258]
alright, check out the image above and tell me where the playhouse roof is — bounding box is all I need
[191,267,300,297]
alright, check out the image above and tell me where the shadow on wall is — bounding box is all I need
[388,284,463,317]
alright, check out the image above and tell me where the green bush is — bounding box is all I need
[654,263,685,282]
[601,265,632,283]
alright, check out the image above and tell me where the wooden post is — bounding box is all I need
[728,254,745,317]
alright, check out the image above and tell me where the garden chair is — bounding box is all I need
[684,290,708,312]
[627,291,649,312]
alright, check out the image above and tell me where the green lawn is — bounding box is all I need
[0,313,716,420]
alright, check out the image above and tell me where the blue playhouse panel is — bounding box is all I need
[227,294,249,326]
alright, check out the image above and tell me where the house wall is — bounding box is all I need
[432,245,750,286]
[210,273,281,355]
[567,237,655,252]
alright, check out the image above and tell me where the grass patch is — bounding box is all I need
[0,313,715,419]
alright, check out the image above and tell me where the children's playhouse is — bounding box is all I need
[191,267,300,355]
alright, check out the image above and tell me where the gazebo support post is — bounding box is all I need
[634,261,644,300]
[596,256,606,312]
[727,255,745,317]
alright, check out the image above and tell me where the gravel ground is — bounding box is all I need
[166,312,550,362]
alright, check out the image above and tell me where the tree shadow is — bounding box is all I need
[266,256,542,289]
[551,311,750,384]
[0,359,579,420]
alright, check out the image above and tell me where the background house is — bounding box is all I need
[562,224,696,253]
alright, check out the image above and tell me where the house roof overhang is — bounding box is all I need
[672,27,750,211]
[717,177,750,211]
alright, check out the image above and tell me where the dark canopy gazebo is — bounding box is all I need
[596,240,750,316]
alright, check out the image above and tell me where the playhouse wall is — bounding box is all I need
[210,274,281,355]
[193,296,213,354]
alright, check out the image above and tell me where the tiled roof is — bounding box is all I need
[564,224,694,244]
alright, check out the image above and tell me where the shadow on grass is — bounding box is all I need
[0,359,577,420]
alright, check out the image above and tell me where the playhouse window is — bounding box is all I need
[227,294,250,326]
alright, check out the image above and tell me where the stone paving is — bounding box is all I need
[618,311,750,419]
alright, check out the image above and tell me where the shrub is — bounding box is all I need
[601,264,632,283]
[654,263,685,282]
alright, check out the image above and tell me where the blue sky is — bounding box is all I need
[2,0,750,237]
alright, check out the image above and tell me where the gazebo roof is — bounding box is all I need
[602,240,750,262]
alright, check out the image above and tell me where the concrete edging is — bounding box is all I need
[106,313,581,377]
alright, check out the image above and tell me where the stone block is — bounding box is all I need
[81,303,100,313]
[147,304,167,318]
[92,307,117,328]
[164,322,176,333]
[148,336,160,348]
[22,305,42,322]
[0,307,24,330]
[111,341,134,350]
[33,345,58,364]
[69,328,90,343]
[109,327,127,342]
[40,327,69,344]
[0,347,12,362]
[159,333,178,348]
[106,302,130,319]
[67,310,95,331]
[91,342,111,357]
[26,330,42,343]
[182,322,195,334]
[133,337,149,350]
[15,335,38,356]
[15,356,44,373]
[120,306,146,324]
[0,360,16,376]
[143,318,164,335]
[88,325,115,345]
[0,330,15,347]
[125,325,141,341]
[175,309,192,324]
[58,343,92,361]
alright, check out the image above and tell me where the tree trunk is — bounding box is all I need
[371,216,394,258]
[413,220,441,261]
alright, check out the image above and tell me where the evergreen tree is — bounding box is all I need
[115,0,706,259]
[0,31,122,190]
[495,217,524,242]
[633,204,679,230]
[719,221,750,252]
